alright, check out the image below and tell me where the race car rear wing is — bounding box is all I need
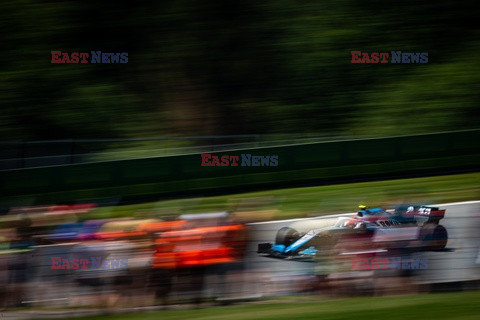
[396,205,446,223]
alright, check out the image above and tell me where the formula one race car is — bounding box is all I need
[257,205,448,259]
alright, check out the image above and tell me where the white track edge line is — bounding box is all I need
[249,200,480,225]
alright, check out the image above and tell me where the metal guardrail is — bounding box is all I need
[1,129,479,204]
[3,129,478,171]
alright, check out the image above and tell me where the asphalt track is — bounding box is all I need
[244,201,480,295]
[1,201,478,319]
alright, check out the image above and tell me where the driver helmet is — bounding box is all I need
[357,204,368,217]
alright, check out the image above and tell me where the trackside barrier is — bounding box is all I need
[0,130,479,204]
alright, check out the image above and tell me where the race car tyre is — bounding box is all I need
[431,224,448,250]
[275,227,300,246]
[420,223,448,250]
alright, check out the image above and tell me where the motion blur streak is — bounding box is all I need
[0,201,478,308]
[0,0,479,317]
